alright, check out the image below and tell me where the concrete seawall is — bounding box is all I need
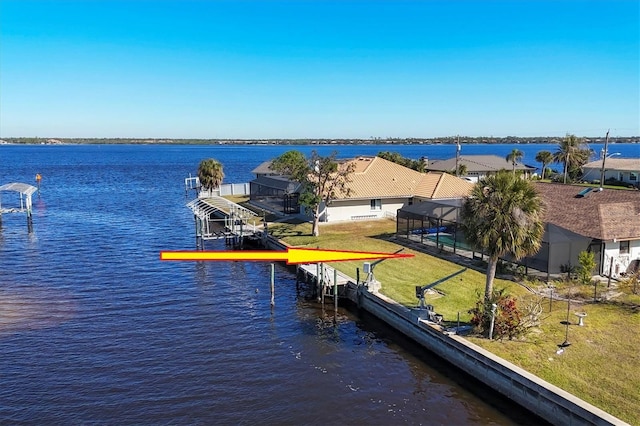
[354,287,628,426]
[262,235,628,425]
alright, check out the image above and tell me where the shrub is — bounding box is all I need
[469,289,527,340]
[577,251,596,285]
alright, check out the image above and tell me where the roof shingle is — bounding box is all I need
[534,182,640,241]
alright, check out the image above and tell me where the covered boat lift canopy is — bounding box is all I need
[0,182,38,232]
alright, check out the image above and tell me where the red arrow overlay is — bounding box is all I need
[160,247,413,264]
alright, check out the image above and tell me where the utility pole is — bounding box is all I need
[455,135,461,176]
[599,129,610,191]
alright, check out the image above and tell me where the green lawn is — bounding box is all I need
[271,218,639,425]
[271,219,526,322]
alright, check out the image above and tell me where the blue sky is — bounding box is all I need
[1,0,638,139]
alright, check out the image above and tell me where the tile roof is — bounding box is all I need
[337,156,473,200]
[533,182,640,241]
[428,155,536,173]
[414,171,474,199]
[338,156,423,199]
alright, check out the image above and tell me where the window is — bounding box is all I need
[370,199,381,211]
[620,240,630,255]
[630,172,638,182]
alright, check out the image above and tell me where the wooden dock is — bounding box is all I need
[296,262,355,304]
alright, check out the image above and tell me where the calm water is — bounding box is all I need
[2,142,635,424]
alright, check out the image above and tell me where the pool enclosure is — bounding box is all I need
[396,199,592,276]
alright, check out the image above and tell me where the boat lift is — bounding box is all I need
[414,268,467,324]
[0,182,38,233]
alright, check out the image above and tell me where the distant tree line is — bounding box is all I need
[3,136,638,145]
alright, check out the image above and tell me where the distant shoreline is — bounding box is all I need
[1,136,638,146]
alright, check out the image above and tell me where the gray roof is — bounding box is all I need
[583,157,640,172]
[251,161,277,175]
[428,155,536,173]
[251,175,301,192]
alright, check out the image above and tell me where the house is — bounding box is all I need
[426,155,537,182]
[323,156,474,222]
[249,156,474,222]
[396,182,640,278]
[532,183,640,278]
[581,157,640,187]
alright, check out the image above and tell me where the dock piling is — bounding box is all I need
[334,268,338,312]
[270,263,275,307]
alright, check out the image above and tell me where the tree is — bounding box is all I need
[506,149,524,174]
[198,158,224,195]
[377,151,425,172]
[535,150,554,180]
[577,250,596,286]
[270,150,355,237]
[460,171,545,301]
[554,134,590,184]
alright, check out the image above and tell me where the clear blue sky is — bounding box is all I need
[1,0,638,139]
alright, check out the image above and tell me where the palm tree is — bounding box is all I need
[554,134,589,184]
[198,158,224,195]
[460,171,545,301]
[535,150,553,180]
[506,149,524,174]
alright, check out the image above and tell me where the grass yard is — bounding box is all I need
[270,218,526,322]
[271,218,640,425]
[469,301,640,425]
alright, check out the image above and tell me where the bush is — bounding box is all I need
[469,289,527,340]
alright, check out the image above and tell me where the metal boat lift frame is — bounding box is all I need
[0,182,38,233]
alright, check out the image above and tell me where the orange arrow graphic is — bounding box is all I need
[160,247,413,264]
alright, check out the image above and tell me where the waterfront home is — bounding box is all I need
[249,156,474,222]
[581,157,640,187]
[426,155,537,182]
[533,182,640,278]
[396,182,640,278]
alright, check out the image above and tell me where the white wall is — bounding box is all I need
[583,167,639,185]
[325,198,408,222]
[602,239,640,277]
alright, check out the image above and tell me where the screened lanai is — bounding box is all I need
[396,199,593,276]
[396,199,471,253]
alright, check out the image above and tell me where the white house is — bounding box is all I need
[321,156,474,222]
[582,157,640,187]
[249,156,474,223]
[533,183,640,278]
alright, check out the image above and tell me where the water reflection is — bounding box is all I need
[0,286,77,335]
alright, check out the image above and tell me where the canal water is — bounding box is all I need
[4,142,631,424]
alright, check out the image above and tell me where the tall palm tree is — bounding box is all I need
[554,134,589,184]
[460,171,545,301]
[506,149,524,174]
[198,158,224,195]
[535,150,553,180]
